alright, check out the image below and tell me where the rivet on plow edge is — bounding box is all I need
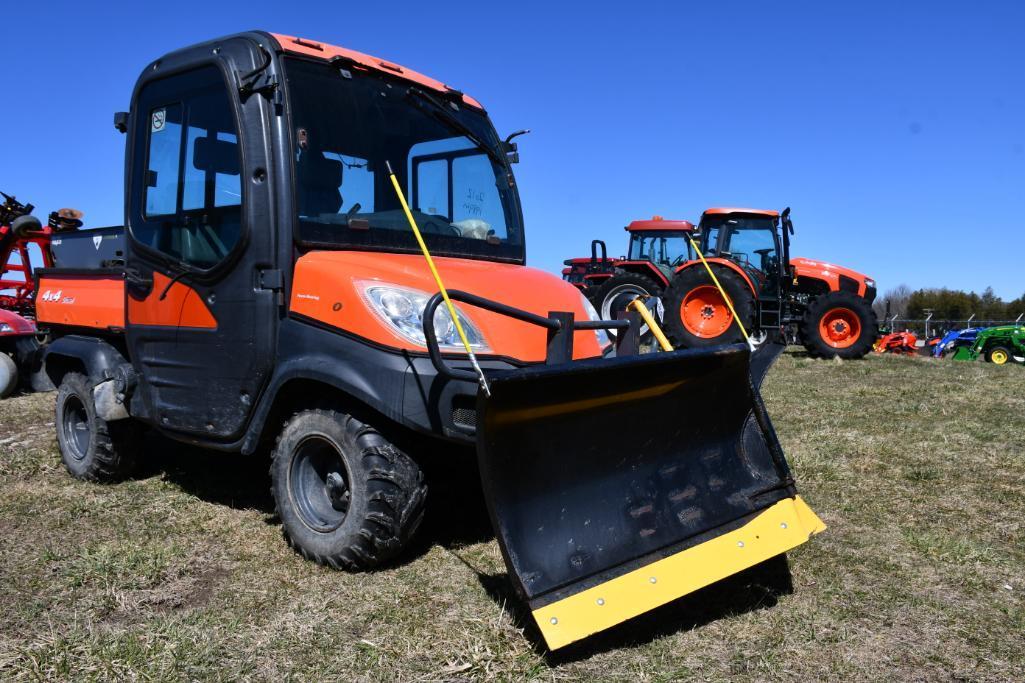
[737,541,745,548]
[550,617,558,625]
[781,522,788,529]
[596,598,605,606]
[649,577,657,584]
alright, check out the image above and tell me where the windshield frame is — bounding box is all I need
[280,55,526,265]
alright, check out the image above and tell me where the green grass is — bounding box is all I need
[1,351,1023,681]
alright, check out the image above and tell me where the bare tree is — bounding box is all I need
[873,284,912,319]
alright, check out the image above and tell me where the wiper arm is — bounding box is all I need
[406,87,507,168]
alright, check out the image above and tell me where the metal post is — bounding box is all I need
[1016,313,1023,328]
[967,314,976,328]
[924,310,933,339]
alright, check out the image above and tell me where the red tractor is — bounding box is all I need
[571,208,878,359]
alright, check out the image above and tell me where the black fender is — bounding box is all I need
[44,335,130,385]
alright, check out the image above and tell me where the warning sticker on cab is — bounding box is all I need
[151,109,166,133]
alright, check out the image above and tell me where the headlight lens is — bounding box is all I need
[579,293,612,350]
[0,323,12,333]
[359,282,489,351]
[864,279,876,288]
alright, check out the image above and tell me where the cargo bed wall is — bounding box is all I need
[35,269,126,330]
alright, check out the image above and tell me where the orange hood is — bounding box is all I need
[791,256,874,297]
[289,251,604,363]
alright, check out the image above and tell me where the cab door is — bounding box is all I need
[124,61,278,441]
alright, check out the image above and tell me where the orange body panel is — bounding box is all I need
[272,33,484,110]
[36,274,126,330]
[127,272,217,329]
[289,251,602,363]
[674,257,758,295]
[791,256,870,297]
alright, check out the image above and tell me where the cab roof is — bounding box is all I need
[702,207,779,218]
[271,33,484,110]
[626,217,695,232]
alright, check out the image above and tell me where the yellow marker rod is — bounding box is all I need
[686,235,756,352]
[385,161,490,396]
[627,299,673,352]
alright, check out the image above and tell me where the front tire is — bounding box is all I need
[270,409,427,570]
[55,372,140,481]
[986,346,1011,365]
[592,271,664,327]
[800,291,877,359]
[0,353,17,399]
[663,265,757,348]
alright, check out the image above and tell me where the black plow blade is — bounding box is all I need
[476,343,824,649]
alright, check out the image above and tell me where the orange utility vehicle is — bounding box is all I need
[574,208,878,358]
[35,32,824,650]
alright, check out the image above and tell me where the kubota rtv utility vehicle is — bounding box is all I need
[573,209,879,358]
[34,31,824,650]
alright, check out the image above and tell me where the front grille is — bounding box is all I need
[452,407,477,430]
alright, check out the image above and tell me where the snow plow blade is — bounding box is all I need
[476,343,825,650]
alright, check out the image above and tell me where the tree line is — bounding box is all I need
[873,285,1025,322]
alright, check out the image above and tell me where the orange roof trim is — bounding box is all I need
[272,33,484,110]
[703,207,779,217]
[626,218,695,233]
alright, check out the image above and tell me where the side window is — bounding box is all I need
[133,66,242,270]
[144,103,183,217]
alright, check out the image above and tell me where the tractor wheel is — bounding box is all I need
[800,291,877,359]
[593,271,664,327]
[0,353,17,399]
[55,372,140,482]
[986,346,1011,365]
[662,265,757,348]
[270,408,427,570]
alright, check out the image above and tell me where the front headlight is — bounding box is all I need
[579,293,612,350]
[864,279,876,288]
[0,323,12,333]
[358,281,489,352]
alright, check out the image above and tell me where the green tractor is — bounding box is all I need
[952,325,1025,365]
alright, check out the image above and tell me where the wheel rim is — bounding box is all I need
[681,285,733,338]
[61,395,90,461]
[992,350,1008,365]
[818,307,861,349]
[289,435,351,533]
[600,283,650,322]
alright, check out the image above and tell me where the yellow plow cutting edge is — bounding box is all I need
[533,495,825,649]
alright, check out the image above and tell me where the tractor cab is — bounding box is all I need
[696,208,791,332]
[625,217,695,278]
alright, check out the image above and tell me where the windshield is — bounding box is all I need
[283,58,524,262]
[627,231,694,268]
[700,215,780,292]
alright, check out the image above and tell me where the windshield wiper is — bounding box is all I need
[406,87,508,168]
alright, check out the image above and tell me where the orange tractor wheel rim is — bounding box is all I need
[819,307,861,349]
[681,285,733,338]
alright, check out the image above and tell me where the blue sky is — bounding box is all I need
[4,1,1023,299]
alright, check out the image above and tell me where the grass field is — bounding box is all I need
[1,351,1023,681]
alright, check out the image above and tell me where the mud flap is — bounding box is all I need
[476,343,825,650]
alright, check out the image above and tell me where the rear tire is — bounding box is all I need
[663,265,757,348]
[0,353,17,399]
[55,372,140,482]
[986,346,1011,365]
[800,291,877,359]
[592,271,664,328]
[270,409,427,570]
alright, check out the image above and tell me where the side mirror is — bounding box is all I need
[502,129,530,163]
[114,111,129,134]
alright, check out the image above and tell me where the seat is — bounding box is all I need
[297,151,344,217]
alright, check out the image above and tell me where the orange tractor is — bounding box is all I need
[571,208,879,359]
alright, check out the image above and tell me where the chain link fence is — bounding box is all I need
[879,315,1025,338]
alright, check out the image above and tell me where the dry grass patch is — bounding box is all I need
[0,351,1022,681]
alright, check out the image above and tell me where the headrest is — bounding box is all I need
[193,137,240,176]
[299,152,343,189]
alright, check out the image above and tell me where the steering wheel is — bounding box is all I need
[419,213,460,236]
[753,248,775,271]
